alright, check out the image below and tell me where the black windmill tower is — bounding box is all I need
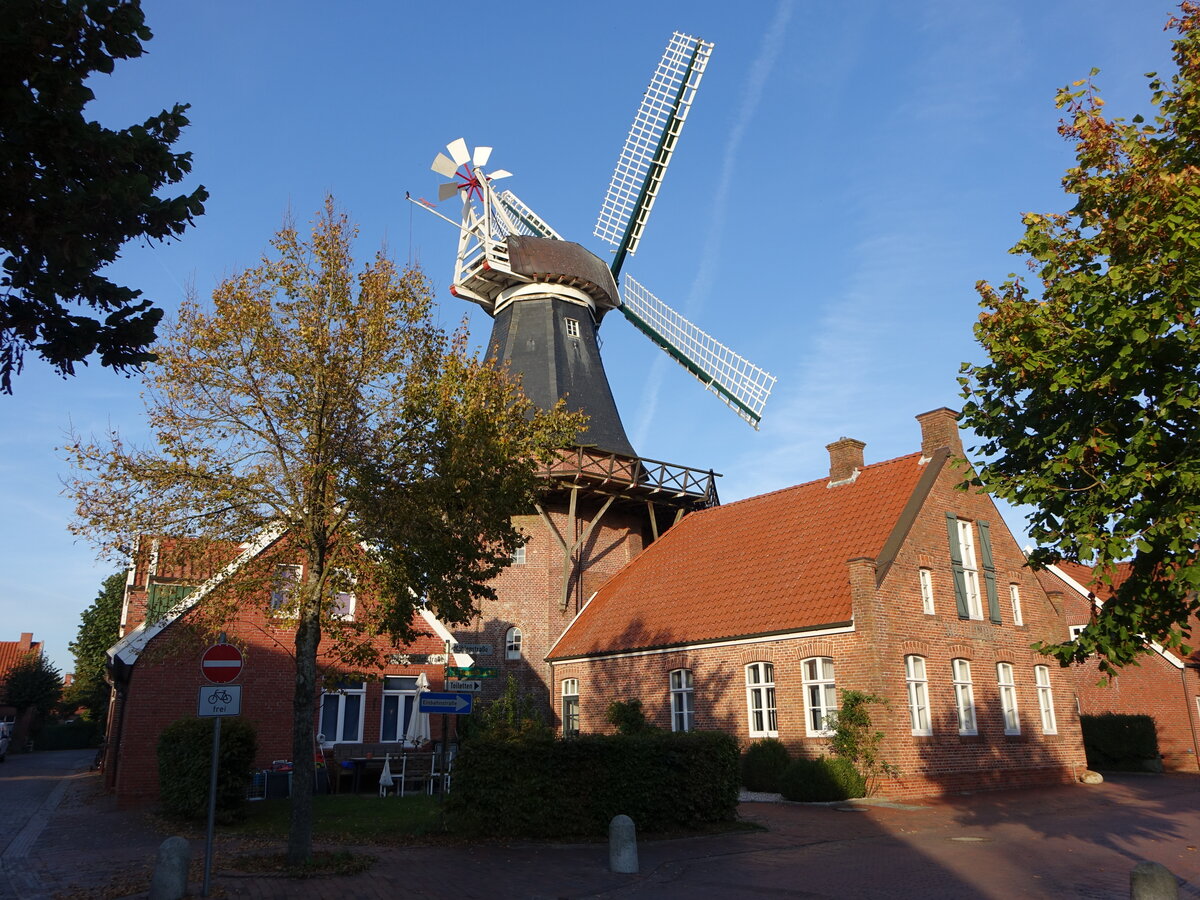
[412,33,776,641]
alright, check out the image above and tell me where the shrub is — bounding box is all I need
[829,690,897,794]
[447,730,738,838]
[157,717,257,823]
[605,699,656,735]
[1080,713,1160,771]
[741,738,791,792]
[462,675,550,742]
[780,756,866,802]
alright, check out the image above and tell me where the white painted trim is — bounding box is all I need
[419,608,475,667]
[1044,563,1185,670]
[549,622,856,665]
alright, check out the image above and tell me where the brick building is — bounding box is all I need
[102,528,471,802]
[0,632,44,747]
[546,409,1089,798]
[1040,563,1200,772]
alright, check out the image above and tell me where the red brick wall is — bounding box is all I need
[453,503,650,713]
[110,537,456,805]
[1054,582,1200,773]
[550,457,1088,800]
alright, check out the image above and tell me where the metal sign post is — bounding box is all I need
[200,634,241,897]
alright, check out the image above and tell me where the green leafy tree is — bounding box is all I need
[961,3,1200,674]
[3,652,64,730]
[65,572,124,724]
[66,199,581,863]
[0,0,207,392]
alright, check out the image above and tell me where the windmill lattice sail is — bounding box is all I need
[620,275,776,428]
[594,32,713,269]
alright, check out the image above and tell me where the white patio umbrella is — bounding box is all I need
[403,672,431,747]
[378,753,394,797]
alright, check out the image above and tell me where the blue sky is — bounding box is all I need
[1,0,1179,672]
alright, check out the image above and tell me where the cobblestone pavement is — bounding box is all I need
[4,751,1199,899]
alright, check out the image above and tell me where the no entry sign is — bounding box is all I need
[200,643,243,684]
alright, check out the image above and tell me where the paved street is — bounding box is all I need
[2,750,1199,899]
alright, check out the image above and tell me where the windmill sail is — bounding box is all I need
[620,275,776,428]
[594,32,713,276]
[497,190,562,240]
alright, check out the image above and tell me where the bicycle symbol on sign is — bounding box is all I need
[208,689,233,705]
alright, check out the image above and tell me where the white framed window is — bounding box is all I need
[670,669,694,732]
[319,680,365,744]
[270,564,302,611]
[1068,624,1086,640]
[380,675,417,742]
[802,657,837,736]
[952,658,978,735]
[745,662,778,737]
[329,568,355,620]
[919,568,935,615]
[957,520,984,620]
[511,544,526,565]
[997,663,1020,735]
[905,655,931,735]
[561,678,580,736]
[1009,584,1023,626]
[1034,666,1057,734]
[505,626,523,660]
[565,318,580,338]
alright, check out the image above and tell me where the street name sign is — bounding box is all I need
[201,643,243,684]
[198,685,241,717]
[444,679,482,693]
[418,692,474,715]
[451,643,492,656]
[444,666,497,679]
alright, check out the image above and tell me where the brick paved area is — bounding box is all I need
[5,751,1199,899]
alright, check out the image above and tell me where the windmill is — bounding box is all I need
[413,33,776,460]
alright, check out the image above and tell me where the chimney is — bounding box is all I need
[827,437,866,484]
[19,632,33,648]
[915,407,963,458]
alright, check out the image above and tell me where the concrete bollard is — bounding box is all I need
[609,814,638,874]
[148,836,191,900]
[1130,861,1179,900]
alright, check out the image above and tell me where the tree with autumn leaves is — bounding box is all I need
[962,4,1200,675]
[66,199,581,863]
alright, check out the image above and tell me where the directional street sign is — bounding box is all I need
[198,685,241,717]
[418,691,474,715]
[444,679,481,693]
[444,666,497,679]
[451,643,492,656]
[201,643,243,684]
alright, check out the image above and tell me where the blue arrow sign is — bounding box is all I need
[418,691,474,715]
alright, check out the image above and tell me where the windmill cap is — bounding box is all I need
[507,237,619,316]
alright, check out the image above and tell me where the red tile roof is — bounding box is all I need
[549,452,928,659]
[1050,561,1199,664]
[0,634,41,681]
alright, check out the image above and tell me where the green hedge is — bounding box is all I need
[1080,713,1160,770]
[741,738,791,792]
[37,720,101,750]
[157,717,257,823]
[780,756,866,802]
[447,730,739,838]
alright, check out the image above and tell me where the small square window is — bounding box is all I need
[565,318,580,338]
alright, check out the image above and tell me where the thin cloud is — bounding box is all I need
[632,0,795,448]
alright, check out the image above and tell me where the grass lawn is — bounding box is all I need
[227,793,447,844]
